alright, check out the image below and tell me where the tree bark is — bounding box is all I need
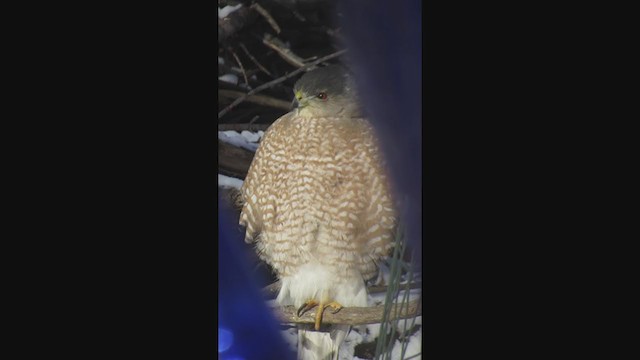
[271,299,421,326]
[218,140,254,179]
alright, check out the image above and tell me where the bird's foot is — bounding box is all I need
[297,299,319,317]
[323,301,343,314]
[297,299,344,330]
[314,300,344,331]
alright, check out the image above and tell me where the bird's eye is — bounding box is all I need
[317,92,327,100]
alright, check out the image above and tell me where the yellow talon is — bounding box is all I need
[324,301,343,314]
[298,299,344,330]
[297,299,319,317]
[314,300,344,330]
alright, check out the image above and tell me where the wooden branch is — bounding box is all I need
[367,281,422,295]
[228,48,250,89]
[251,3,281,34]
[218,89,291,110]
[218,123,271,132]
[239,42,273,77]
[248,115,260,126]
[218,140,255,179]
[262,33,307,68]
[272,299,421,326]
[218,49,347,119]
[261,280,422,298]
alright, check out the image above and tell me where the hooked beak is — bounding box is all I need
[292,90,311,110]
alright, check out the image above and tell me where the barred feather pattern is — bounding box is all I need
[239,111,397,359]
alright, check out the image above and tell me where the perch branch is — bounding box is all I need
[261,280,422,298]
[218,49,347,119]
[272,299,421,326]
[367,281,422,295]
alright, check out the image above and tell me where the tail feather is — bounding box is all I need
[297,325,350,360]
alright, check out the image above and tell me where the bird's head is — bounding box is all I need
[292,65,361,118]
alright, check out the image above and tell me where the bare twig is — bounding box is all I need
[292,10,306,22]
[251,3,281,34]
[218,123,271,132]
[272,299,421,326]
[228,47,250,89]
[218,49,347,119]
[239,42,273,77]
[218,89,291,110]
[262,33,307,68]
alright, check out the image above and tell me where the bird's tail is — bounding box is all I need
[297,324,350,360]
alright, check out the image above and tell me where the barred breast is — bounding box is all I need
[239,112,397,288]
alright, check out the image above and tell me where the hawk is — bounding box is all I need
[239,65,397,359]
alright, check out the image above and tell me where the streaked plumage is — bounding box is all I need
[239,65,397,360]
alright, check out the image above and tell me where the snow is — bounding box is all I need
[217,130,264,190]
[365,322,382,340]
[281,326,299,353]
[218,4,243,19]
[240,130,262,143]
[278,318,422,360]
[395,315,422,337]
[219,74,238,85]
[390,328,422,360]
[339,327,365,360]
[218,174,243,189]
[218,130,264,152]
